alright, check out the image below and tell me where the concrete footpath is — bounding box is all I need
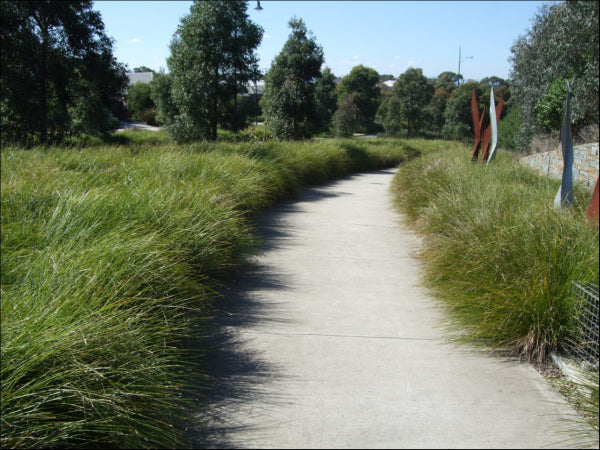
[196,168,593,448]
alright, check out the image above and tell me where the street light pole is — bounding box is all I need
[457,46,473,86]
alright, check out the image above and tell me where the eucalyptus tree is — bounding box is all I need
[166,0,263,141]
[1,0,127,145]
[261,17,324,139]
[385,67,433,137]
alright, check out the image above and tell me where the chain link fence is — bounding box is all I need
[563,281,599,369]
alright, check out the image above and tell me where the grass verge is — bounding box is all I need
[1,132,422,448]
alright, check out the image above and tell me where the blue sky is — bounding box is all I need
[93,0,553,81]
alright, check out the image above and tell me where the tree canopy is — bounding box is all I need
[509,0,599,148]
[337,65,381,133]
[1,0,127,145]
[133,66,154,73]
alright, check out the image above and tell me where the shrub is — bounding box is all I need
[392,147,599,363]
[497,105,522,150]
[138,108,158,126]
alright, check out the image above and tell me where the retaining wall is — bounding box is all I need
[519,143,599,189]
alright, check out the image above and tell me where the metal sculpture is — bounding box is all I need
[470,88,503,163]
[470,89,485,162]
[554,80,574,207]
[486,87,504,164]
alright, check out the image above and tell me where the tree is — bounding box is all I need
[389,67,433,137]
[165,0,262,141]
[509,0,599,149]
[261,17,324,139]
[314,66,338,134]
[1,0,127,145]
[150,70,177,127]
[133,66,154,73]
[336,65,381,133]
[425,92,447,136]
[376,94,403,137]
[442,81,483,141]
[435,71,460,95]
[331,93,359,137]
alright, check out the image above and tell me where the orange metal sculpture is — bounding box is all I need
[470,89,485,162]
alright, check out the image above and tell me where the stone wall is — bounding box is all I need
[519,143,599,190]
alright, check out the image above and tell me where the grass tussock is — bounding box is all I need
[1,133,422,448]
[391,145,599,364]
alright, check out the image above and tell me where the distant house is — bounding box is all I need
[243,79,265,98]
[377,79,396,90]
[127,71,155,86]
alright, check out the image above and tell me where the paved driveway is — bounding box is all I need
[117,120,162,132]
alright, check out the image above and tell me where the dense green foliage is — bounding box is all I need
[1,133,421,449]
[392,146,599,363]
[261,17,324,139]
[509,0,599,149]
[388,67,433,137]
[126,81,155,123]
[497,105,522,150]
[332,93,360,137]
[0,0,127,146]
[534,77,569,132]
[163,0,263,141]
[336,65,381,134]
[313,66,338,134]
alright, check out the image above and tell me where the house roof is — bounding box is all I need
[127,72,154,85]
[243,79,265,96]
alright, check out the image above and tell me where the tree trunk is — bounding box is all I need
[35,13,49,144]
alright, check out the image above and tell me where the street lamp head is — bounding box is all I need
[255,1,263,11]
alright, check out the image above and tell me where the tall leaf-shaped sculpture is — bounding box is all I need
[554,80,574,207]
[487,87,497,162]
[486,88,504,165]
[481,87,504,163]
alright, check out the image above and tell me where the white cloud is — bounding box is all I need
[128,38,142,44]
[264,34,272,39]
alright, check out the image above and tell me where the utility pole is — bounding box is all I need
[457,46,473,86]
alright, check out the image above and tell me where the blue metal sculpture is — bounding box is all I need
[554,80,574,207]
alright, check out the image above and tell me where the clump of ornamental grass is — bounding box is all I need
[391,146,599,364]
[1,133,422,448]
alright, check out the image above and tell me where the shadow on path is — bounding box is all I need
[189,170,399,447]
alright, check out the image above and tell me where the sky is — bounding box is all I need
[92,0,554,81]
